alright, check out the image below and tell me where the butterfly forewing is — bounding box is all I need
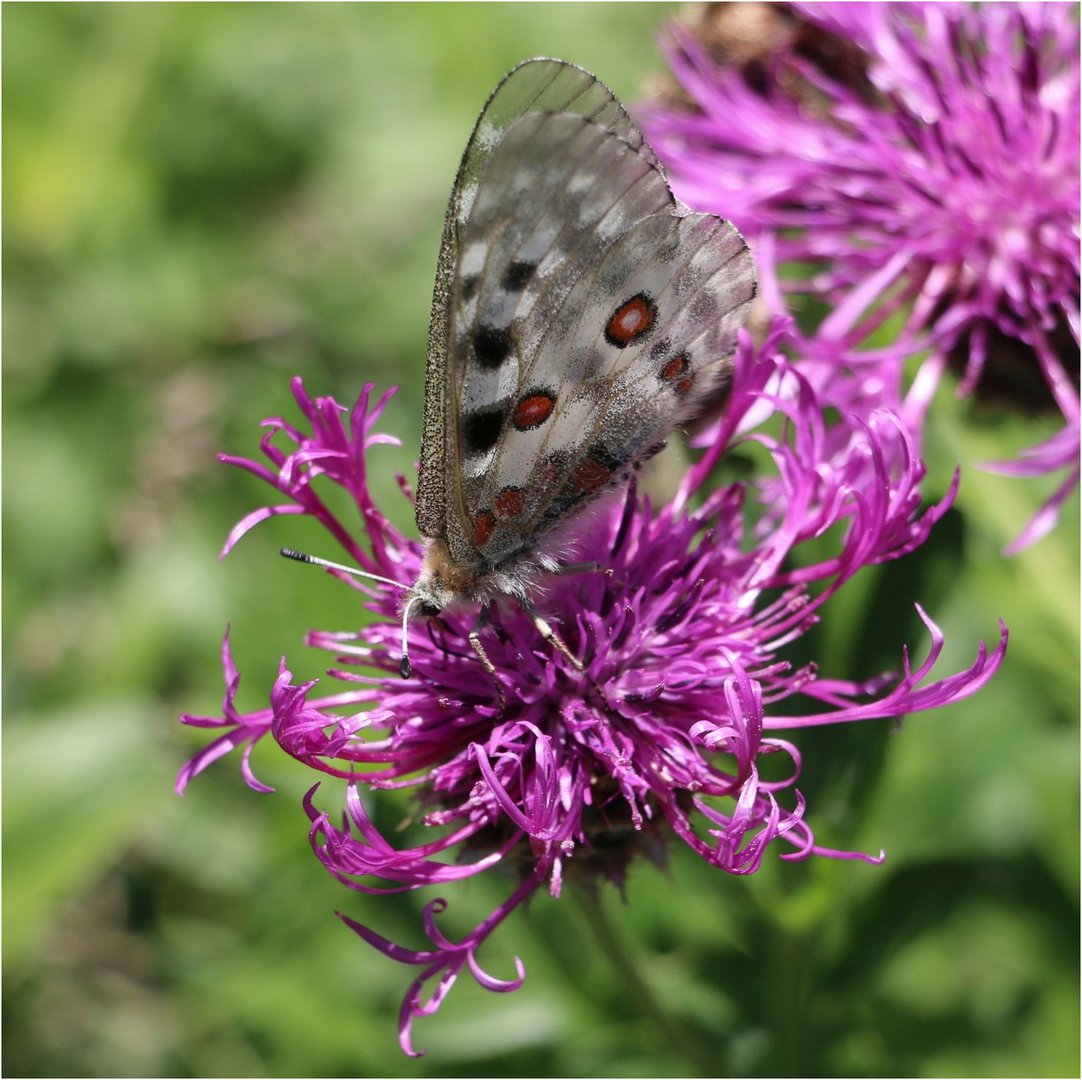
[417,59,658,543]
[418,59,755,574]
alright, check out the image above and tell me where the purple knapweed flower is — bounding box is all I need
[644,1,1080,551]
[179,321,1007,1055]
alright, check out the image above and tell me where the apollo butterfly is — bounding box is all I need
[288,59,756,679]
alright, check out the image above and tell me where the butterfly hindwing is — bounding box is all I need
[418,59,755,570]
[489,209,754,556]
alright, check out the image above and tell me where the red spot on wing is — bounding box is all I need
[494,486,524,518]
[659,354,694,395]
[659,354,689,381]
[605,293,657,348]
[473,511,495,547]
[535,457,563,486]
[570,455,613,493]
[513,392,555,430]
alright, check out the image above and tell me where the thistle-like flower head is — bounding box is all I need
[646,1,1080,550]
[179,322,1006,1055]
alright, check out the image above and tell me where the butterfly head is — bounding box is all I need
[399,539,488,677]
[402,578,450,625]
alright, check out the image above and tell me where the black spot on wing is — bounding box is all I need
[649,337,672,361]
[473,323,513,369]
[502,260,536,291]
[461,406,505,455]
[461,275,480,300]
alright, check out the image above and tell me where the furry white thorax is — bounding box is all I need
[399,538,558,676]
[405,486,617,623]
[406,537,559,616]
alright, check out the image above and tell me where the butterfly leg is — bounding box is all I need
[554,560,616,584]
[519,597,585,672]
[555,560,600,574]
[469,603,507,713]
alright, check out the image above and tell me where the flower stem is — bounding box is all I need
[576,888,722,1076]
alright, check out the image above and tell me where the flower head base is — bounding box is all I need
[179,324,1006,1054]
[645,2,1080,550]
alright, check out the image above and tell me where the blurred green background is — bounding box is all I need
[3,3,1078,1077]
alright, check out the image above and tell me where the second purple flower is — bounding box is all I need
[645,1,1080,551]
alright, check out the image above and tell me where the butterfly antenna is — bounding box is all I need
[282,548,417,679]
[280,548,408,592]
[399,594,423,679]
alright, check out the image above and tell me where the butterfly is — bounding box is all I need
[288,59,755,679]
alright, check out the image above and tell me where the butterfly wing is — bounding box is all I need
[418,59,653,542]
[418,59,755,569]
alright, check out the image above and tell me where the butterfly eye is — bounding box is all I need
[418,601,442,618]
